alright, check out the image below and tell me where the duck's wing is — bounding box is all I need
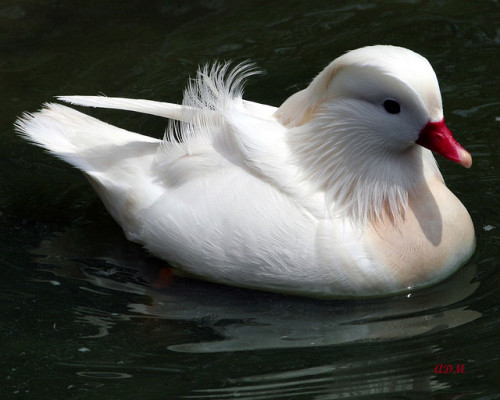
[225,102,295,186]
[51,63,324,219]
[58,74,307,205]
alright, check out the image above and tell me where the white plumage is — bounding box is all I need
[16,45,475,298]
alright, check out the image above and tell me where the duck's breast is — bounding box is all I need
[366,178,475,291]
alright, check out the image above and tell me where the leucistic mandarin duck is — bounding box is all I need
[16,45,475,298]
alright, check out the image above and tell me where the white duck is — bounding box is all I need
[16,45,475,298]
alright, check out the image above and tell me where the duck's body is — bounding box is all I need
[16,45,475,298]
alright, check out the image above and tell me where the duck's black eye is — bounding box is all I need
[383,99,401,114]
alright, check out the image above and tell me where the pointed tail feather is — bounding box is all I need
[58,95,218,125]
[15,103,160,172]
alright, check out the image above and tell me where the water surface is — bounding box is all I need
[1,1,499,399]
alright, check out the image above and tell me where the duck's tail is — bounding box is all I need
[14,103,163,240]
[15,102,161,171]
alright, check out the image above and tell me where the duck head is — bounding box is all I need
[276,45,472,223]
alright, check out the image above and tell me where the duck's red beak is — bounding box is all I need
[416,119,472,168]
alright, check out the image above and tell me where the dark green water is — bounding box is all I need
[1,1,499,399]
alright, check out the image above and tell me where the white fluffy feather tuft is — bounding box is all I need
[161,61,261,152]
[183,60,260,112]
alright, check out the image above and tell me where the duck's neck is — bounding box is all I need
[286,123,442,226]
